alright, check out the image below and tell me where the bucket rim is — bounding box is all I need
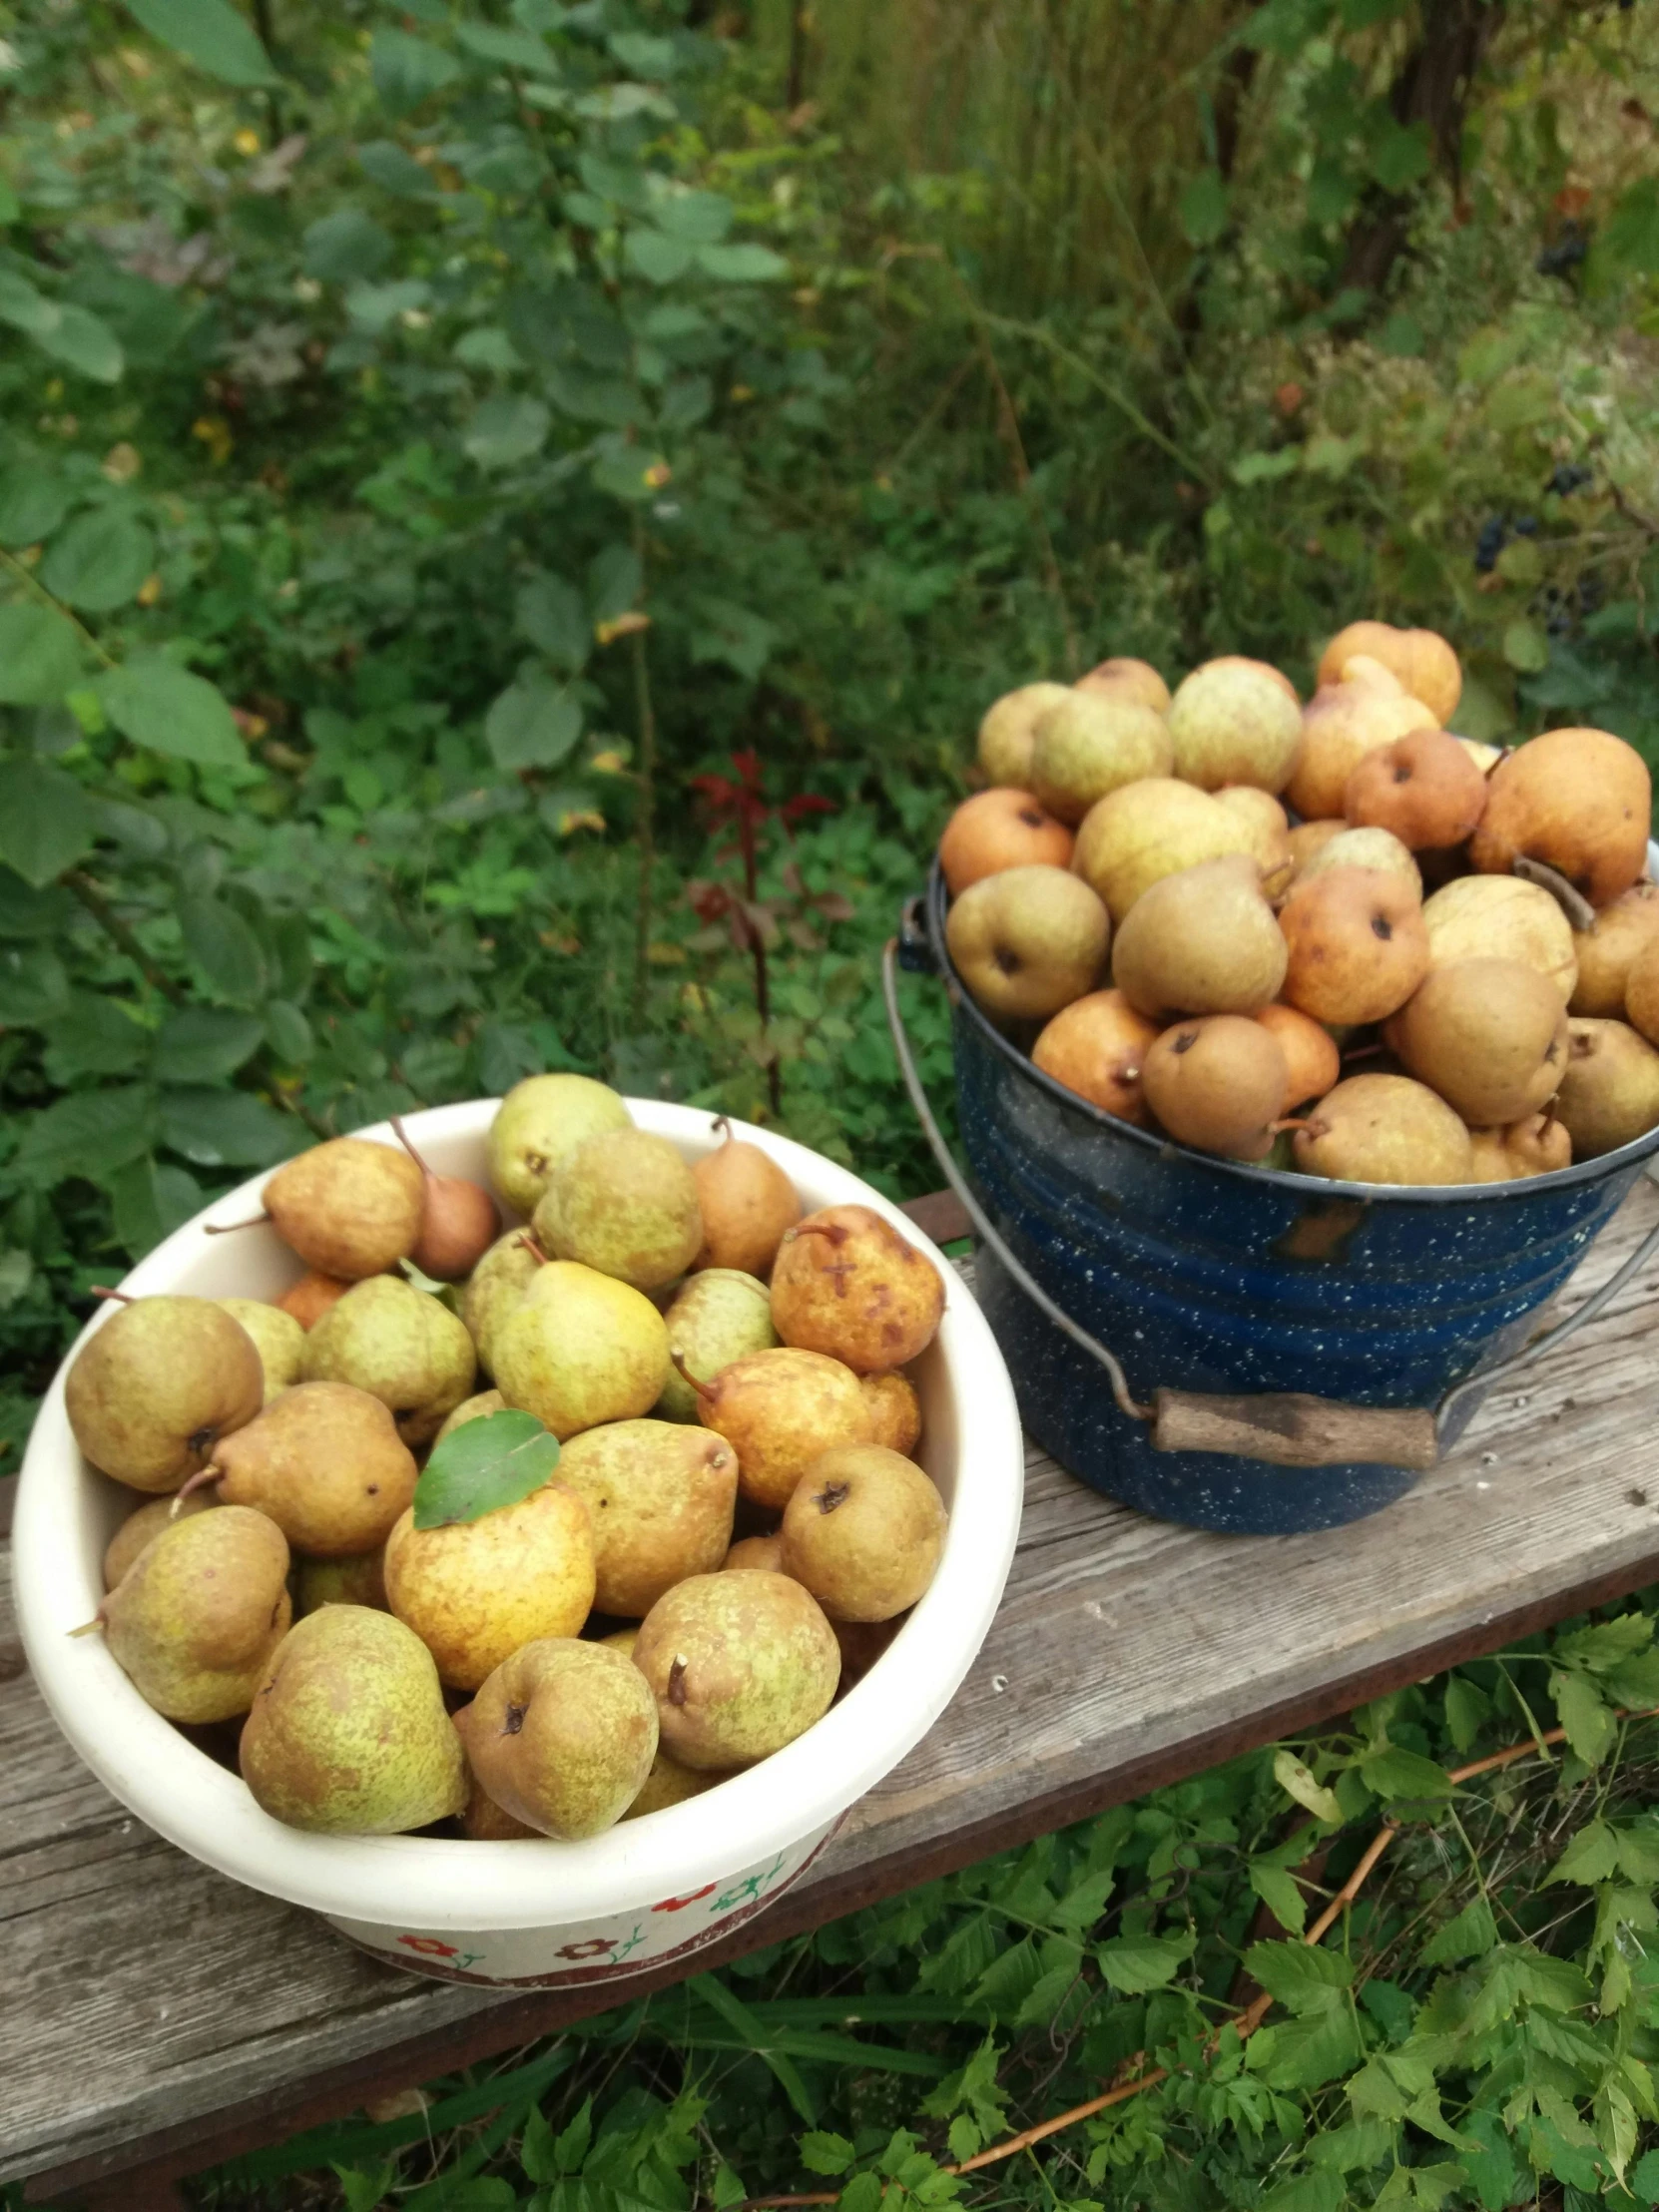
[924,859,1659,1207]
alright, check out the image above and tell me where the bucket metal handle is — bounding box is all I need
[882,917,1659,1474]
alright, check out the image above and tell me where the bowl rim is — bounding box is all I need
[925,856,1659,1204]
[14,1098,1024,1932]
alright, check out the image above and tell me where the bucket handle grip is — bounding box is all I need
[882,928,1659,1474]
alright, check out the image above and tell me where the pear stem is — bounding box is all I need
[513,1231,549,1264]
[172,1466,222,1513]
[205,1213,272,1236]
[710,1113,733,1145]
[390,1115,434,1180]
[1512,855,1596,933]
[89,1287,135,1305]
[1275,1117,1327,1138]
[670,1347,719,1404]
[67,1611,106,1638]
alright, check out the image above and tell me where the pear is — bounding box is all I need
[492,1260,670,1439]
[1554,1019,1659,1159]
[460,1770,541,1840]
[1168,657,1303,793]
[257,1137,425,1281]
[1072,778,1258,925]
[433,1387,506,1442]
[1074,657,1171,712]
[1295,826,1422,902]
[939,788,1075,896]
[1573,883,1659,1017]
[1213,785,1292,875]
[944,863,1109,1022]
[217,1300,304,1401]
[861,1371,922,1457]
[66,1296,265,1494]
[295,1548,388,1615]
[241,1606,467,1835]
[1286,820,1347,876]
[1344,727,1487,851]
[459,1230,543,1379]
[1279,868,1429,1026]
[686,1346,874,1510]
[1255,1004,1341,1114]
[1029,691,1173,824]
[781,1445,947,1622]
[103,1490,216,1592]
[633,1570,840,1770]
[1468,1114,1570,1183]
[657,1270,778,1422]
[1111,854,1287,1018]
[556,1418,738,1617]
[1292,1074,1472,1186]
[724,1533,787,1572]
[598,1626,721,1815]
[1623,932,1659,1048]
[384,1477,595,1690]
[1423,875,1577,1003]
[1286,676,1438,823]
[203,1381,417,1557]
[1142,1015,1288,1160]
[454,1638,657,1840]
[1032,988,1161,1123]
[104,1505,290,1724]
[1318,621,1462,723]
[486,1074,631,1216]
[771,1204,946,1373]
[977,681,1073,787]
[691,1122,803,1278]
[1470,727,1650,908]
[299,1275,476,1445]
[390,1118,499,1282]
[532,1128,703,1293]
[1384,959,1569,1127]
[276,1272,350,1330]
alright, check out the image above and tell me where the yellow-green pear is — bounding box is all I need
[531,1128,703,1293]
[103,1490,216,1590]
[486,1074,631,1216]
[557,1419,738,1617]
[103,1505,290,1723]
[781,1445,946,1622]
[454,1638,658,1839]
[459,1231,543,1379]
[206,1381,417,1556]
[260,1136,425,1279]
[977,681,1072,787]
[1168,658,1303,793]
[633,1570,840,1771]
[492,1261,670,1439]
[294,1549,388,1615]
[1073,778,1259,926]
[66,1295,264,1493]
[240,1606,467,1835]
[656,1270,778,1421]
[1029,691,1173,825]
[434,1388,506,1441]
[599,1627,721,1814]
[383,1478,595,1690]
[299,1275,476,1445]
[1554,1019,1659,1159]
[217,1300,304,1400]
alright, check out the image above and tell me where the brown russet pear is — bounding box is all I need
[634,1570,840,1770]
[977,681,1073,787]
[1468,1114,1570,1183]
[1384,959,1569,1128]
[598,1628,723,1817]
[202,1381,417,1557]
[1279,867,1428,1026]
[724,1532,787,1572]
[1255,1005,1341,1114]
[241,1606,467,1835]
[1291,1074,1472,1186]
[861,1371,922,1457]
[691,1124,802,1278]
[557,1418,738,1617]
[939,788,1074,895]
[460,1769,541,1841]
[1111,854,1287,1018]
[1471,728,1650,908]
[1286,674,1438,822]
[299,1274,476,1445]
[391,1119,499,1283]
[1553,1019,1659,1159]
[259,1137,425,1280]
[276,1272,350,1330]
[532,1128,703,1294]
[459,1230,543,1379]
[493,1261,669,1437]
[781,1445,946,1623]
[1074,657,1171,712]
[1623,932,1659,1047]
[1423,875,1576,1002]
[945,863,1109,1021]
[1285,820,1347,876]
[103,1491,216,1591]
[771,1204,946,1373]
[1214,786,1292,877]
[486,1073,631,1217]
[1030,690,1173,824]
[384,1477,596,1691]
[455,1638,658,1840]
[66,1295,264,1494]
[1295,826,1422,901]
[433,1387,506,1441]
[1344,726,1487,851]
[217,1299,304,1400]
[687,1346,874,1510]
[104,1505,290,1724]
[1318,621,1461,723]
[1168,657,1303,793]
[1073,778,1259,925]
[1573,883,1659,1017]
[295,1548,388,1615]
[657,1269,778,1421]
[1032,989,1161,1123]
[1142,1017,1288,1161]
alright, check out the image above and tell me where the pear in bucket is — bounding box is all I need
[781,1445,946,1623]
[770,1205,945,1374]
[213,1136,425,1280]
[556,1418,738,1618]
[977,681,1072,787]
[66,1295,264,1494]
[177,1380,417,1557]
[1141,1016,1288,1161]
[299,1275,476,1445]
[102,1505,291,1724]
[459,1231,543,1379]
[691,1120,802,1278]
[633,1570,841,1770]
[390,1117,498,1283]
[216,1299,304,1400]
[532,1127,703,1293]
[455,1638,658,1840]
[486,1073,631,1216]
[1111,855,1287,1019]
[657,1270,778,1421]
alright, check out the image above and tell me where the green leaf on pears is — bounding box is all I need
[412,1408,559,1527]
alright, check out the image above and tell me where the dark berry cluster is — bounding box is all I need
[1474,516,1507,572]
[1548,462,1594,495]
[1536,222,1589,276]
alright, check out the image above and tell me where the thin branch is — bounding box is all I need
[630,522,657,1030]
[63,869,186,1004]
[0,546,117,669]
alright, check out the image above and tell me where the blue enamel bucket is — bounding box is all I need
[886,862,1659,1536]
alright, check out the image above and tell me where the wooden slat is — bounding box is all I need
[10,1182,1659,2195]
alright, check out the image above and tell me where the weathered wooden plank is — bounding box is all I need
[9,1182,1659,2193]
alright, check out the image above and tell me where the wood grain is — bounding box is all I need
[10,1181,1659,2195]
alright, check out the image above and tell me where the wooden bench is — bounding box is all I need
[8,1182,1659,2205]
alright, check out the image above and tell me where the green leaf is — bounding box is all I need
[1550,1668,1617,1764]
[108,1156,205,1260]
[1359,1746,1454,1801]
[463,395,551,470]
[371,29,463,117]
[39,515,153,614]
[1630,2146,1659,2206]
[125,0,278,85]
[1554,1613,1652,1672]
[264,998,313,1065]
[0,271,61,335]
[551,2095,591,2175]
[1370,119,1431,192]
[0,603,85,705]
[356,141,439,199]
[1049,1866,1116,1935]
[515,575,589,671]
[454,21,561,75]
[688,595,777,681]
[1614,1823,1659,1884]
[1097,1927,1195,1994]
[1273,1749,1344,1823]
[1244,1938,1353,2011]
[0,759,93,886]
[97,659,245,768]
[1232,449,1300,486]
[626,230,695,284]
[1249,1859,1309,1935]
[696,242,789,282]
[1420,1895,1497,1965]
[36,306,125,384]
[799,2133,855,2178]
[159,1086,299,1167]
[1255,2004,1364,2092]
[1548,1820,1618,1887]
[153,1006,265,1082]
[302,209,395,283]
[1602,1647,1659,1706]
[0,467,71,548]
[1502,620,1549,675]
[1600,177,1659,279]
[484,676,581,773]
[655,191,732,244]
[176,894,268,1002]
[1259,2175,1345,2212]
[12,1082,159,1187]
[0,944,70,1023]
[1179,167,1229,247]
[1443,1674,1490,1752]
[412,1408,560,1528]
[43,994,151,1082]
[453,325,522,371]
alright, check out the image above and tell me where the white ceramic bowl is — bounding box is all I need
[14,1100,1023,1987]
